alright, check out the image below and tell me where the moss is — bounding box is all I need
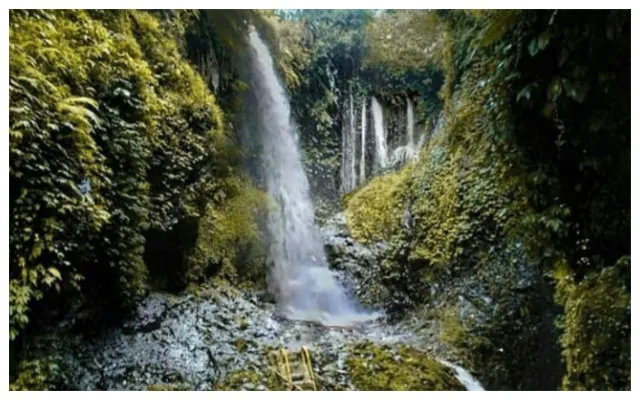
[439,307,468,347]
[408,142,464,268]
[10,356,62,391]
[346,341,465,391]
[8,9,233,340]
[233,338,256,353]
[187,176,273,287]
[147,383,190,391]
[215,347,329,391]
[345,166,413,243]
[215,368,289,391]
[555,258,630,390]
[215,370,262,390]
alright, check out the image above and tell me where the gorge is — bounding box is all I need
[9,9,631,391]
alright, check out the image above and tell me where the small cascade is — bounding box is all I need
[406,98,415,148]
[371,96,388,171]
[349,87,357,191]
[389,97,418,166]
[406,97,415,153]
[437,359,485,391]
[359,100,367,184]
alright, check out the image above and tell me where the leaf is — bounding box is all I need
[528,38,539,57]
[63,96,99,110]
[542,102,556,119]
[558,48,569,67]
[537,30,551,51]
[562,78,588,103]
[516,86,532,103]
[47,267,62,280]
[547,77,563,102]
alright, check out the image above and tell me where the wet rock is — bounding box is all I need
[122,295,170,334]
[28,274,483,392]
[321,213,390,308]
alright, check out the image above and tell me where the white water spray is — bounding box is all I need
[406,97,415,150]
[340,85,357,193]
[437,359,485,391]
[349,86,357,191]
[359,100,367,184]
[371,96,388,171]
[243,29,377,326]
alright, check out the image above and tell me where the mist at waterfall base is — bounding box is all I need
[240,29,379,326]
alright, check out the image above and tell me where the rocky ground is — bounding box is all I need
[32,285,481,391]
[24,213,485,391]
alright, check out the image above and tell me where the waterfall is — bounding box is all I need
[406,97,415,150]
[371,96,388,171]
[437,359,485,391]
[349,87,357,191]
[243,29,376,326]
[340,85,357,193]
[359,100,367,184]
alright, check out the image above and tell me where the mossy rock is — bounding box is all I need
[346,341,465,390]
[187,177,272,288]
[233,338,257,353]
[214,368,290,391]
[556,259,630,390]
[345,166,412,244]
[147,383,190,391]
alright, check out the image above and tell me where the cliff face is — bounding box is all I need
[9,8,273,359]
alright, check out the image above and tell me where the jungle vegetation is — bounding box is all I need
[9,9,630,391]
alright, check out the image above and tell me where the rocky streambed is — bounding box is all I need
[34,285,481,391]
[25,214,485,391]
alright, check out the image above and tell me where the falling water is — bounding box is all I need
[371,96,388,171]
[243,29,377,326]
[437,359,485,391]
[340,85,357,193]
[349,87,357,191]
[406,98,415,150]
[359,100,367,184]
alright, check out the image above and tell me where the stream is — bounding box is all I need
[43,283,482,391]
[35,215,484,391]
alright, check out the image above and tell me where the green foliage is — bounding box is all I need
[270,10,443,209]
[271,11,370,206]
[554,257,630,390]
[199,10,277,52]
[345,9,629,389]
[364,11,445,72]
[274,18,312,90]
[187,177,272,287]
[9,10,232,340]
[147,383,190,391]
[10,356,63,391]
[346,50,516,286]
[346,341,465,390]
[344,166,412,243]
[215,369,264,390]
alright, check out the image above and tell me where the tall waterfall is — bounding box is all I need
[243,29,375,325]
[371,96,388,171]
[359,100,367,184]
